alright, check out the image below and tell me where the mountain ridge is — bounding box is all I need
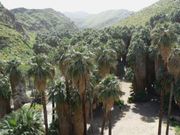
[64,9,133,29]
[11,7,78,33]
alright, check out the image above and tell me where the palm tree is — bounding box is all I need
[0,74,11,118]
[6,60,28,110]
[6,60,21,93]
[28,55,54,135]
[96,46,117,78]
[107,39,126,78]
[97,75,122,135]
[66,49,93,135]
[127,37,148,95]
[51,79,70,135]
[166,48,180,135]
[151,23,178,135]
[151,23,177,64]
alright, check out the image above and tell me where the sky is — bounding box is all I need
[1,0,159,13]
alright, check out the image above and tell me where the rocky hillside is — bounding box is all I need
[65,9,133,29]
[0,2,33,63]
[0,2,24,33]
[116,0,180,26]
[11,8,78,33]
[0,2,78,64]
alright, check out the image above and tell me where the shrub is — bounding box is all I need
[0,108,44,135]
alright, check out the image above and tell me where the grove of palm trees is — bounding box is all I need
[0,0,180,135]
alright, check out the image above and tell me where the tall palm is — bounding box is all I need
[127,37,148,94]
[6,60,21,97]
[66,49,93,135]
[151,23,178,135]
[28,55,54,135]
[107,39,126,78]
[166,48,180,135]
[96,46,117,78]
[97,75,122,135]
[6,60,28,110]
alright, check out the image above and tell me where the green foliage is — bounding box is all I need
[149,13,169,28]
[0,75,11,100]
[50,79,67,104]
[0,108,44,135]
[33,43,52,54]
[151,23,178,47]
[127,38,148,66]
[97,74,122,102]
[125,68,134,82]
[50,79,82,109]
[114,99,125,109]
[171,10,180,23]
[96,46,117,70]
[28,55,54,81]
[48,118,59,135]
[0,25,33,64]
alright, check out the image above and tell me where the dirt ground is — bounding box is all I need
[87,82,175,135]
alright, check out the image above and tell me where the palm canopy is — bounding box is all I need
[107,39,126,58]
[65,47,93,95]
[6,60,22,78]
[127,38,148,67]
[5,60,22,94]
[151,23,177,47]
[151,23,178,63]
[28,55,54,91]
[96,46,117,78]
[97,74,122,111]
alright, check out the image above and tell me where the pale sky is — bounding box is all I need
[1,0,159,13]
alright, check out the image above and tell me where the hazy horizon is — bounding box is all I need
[1,0,159,14]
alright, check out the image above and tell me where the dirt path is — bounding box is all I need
[46,81,175,135]
[89,81,175,135]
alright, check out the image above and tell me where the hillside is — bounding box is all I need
[11,8,78,33]
[64,9,133,29]
[116,0,180,26]
[0,2,33,64]
[0,2,24,33]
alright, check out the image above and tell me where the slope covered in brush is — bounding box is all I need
[116,0,180,26]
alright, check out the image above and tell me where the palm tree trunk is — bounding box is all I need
[166,81,174,135]
[52,80,55,123]
[158,88,164,135]
[101,109,107,135]
[41,91,48,135]
[52,91,55,122]
[83,94,87,135]
[73,107,84,135]
[0,98,11,118]
[108,111,112,135]
[90,101,94,134]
